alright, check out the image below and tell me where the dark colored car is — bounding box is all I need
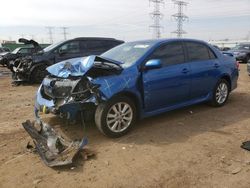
[35,38,239,138]
[220,47,231,51]
[12,37,124,83]
[0,38,42,67]
[228,43,250,63]
[0,47,10,53]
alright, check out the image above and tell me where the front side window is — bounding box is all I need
[186,42,210,61]
[18,48,29,54]
[59,41,80,54]
[149,42,185,66]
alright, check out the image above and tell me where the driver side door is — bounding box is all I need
[142,42,191,112]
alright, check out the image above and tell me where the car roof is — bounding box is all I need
[131,38,208,45]
[123,38,210,49]
[72,37,124,42]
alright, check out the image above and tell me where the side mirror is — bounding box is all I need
[144,59,162,70]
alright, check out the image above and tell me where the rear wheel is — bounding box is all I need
[31,65,47,83]
[210,79,230,107]
[95,96,136,138]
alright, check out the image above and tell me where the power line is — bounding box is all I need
[149,0,165,39]
[171,0,189,38]
[45,26,54,44]
[61,27,69,40]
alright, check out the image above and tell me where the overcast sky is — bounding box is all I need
[0,0,250,43]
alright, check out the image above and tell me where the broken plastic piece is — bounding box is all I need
[22,120,88,167]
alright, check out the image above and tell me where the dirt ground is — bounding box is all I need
[0,64,250,188]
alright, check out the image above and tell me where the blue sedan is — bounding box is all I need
[35,38,239,137]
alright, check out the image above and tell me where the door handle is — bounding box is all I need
[214,63,220,68]
[182,68,189,74]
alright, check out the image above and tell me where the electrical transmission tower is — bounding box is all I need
[61,27,69,40]
[46,26,54,44]
[149,0,164,39]
[171,0,188,38]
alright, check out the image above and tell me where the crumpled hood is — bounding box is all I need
[46,55,122,78]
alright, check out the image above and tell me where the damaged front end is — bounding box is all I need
[11,56,33,82]
[23,56,122,167]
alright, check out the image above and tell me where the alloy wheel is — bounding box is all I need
[106,102,133,133]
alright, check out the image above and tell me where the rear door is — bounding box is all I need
[142,42,191,111]
[184,41,221,100]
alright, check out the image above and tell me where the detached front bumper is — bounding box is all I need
[22,120,88,167]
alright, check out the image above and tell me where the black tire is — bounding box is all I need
[210,79,230,107]
[30,65,47,83]
[95,96,136,138]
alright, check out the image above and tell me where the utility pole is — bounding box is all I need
[171,0,188,38]
[46,26,54,44]
[61,27,69,40]
[149,0,164,39]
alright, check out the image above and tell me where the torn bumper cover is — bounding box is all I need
[22,120,88,167]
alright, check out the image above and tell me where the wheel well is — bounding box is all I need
[221,75,231,91]
[113,92,141,119]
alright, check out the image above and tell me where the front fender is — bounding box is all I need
[92,68,140,100]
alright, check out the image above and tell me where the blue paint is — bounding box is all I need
[35,38,239,120]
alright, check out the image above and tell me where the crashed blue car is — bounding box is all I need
[35,38,239,138]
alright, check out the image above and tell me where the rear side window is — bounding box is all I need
[186,42,216,61]
[85,40,119,51]
[86,41,104,50]
[149,42,185,66]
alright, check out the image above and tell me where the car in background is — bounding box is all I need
[35,38,239,137]
[12,37,124,83]
[0,38,42,67]
[0,47,10,53]
[247,59,250,76]
[220,47,231,51]
[228,43,250,63]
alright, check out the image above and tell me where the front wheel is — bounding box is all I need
[95,96,136,138]
[210,79,230,107]
[30,65,47,83]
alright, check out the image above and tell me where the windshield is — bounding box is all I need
[232,44,250,50]
[12,48,21,54]
[43,41,65,53]
[101,41,155,68]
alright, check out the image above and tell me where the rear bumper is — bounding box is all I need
[231,69,239,91]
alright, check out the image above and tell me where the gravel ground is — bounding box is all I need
[0,64,250,188]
